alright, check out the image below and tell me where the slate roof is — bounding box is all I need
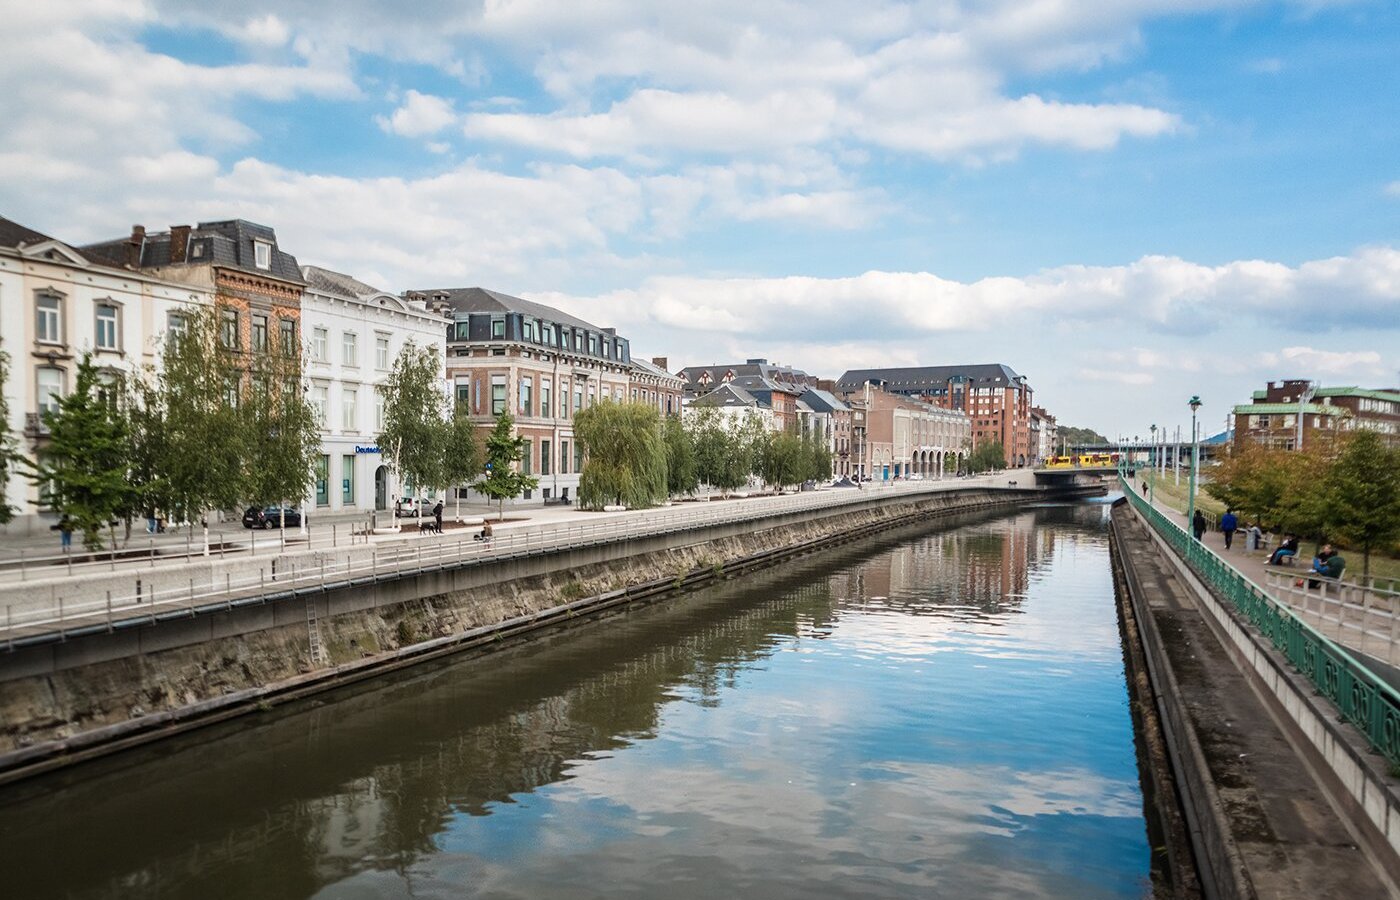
[408,286,606,333]
[678,360,814,390]
[82,220,304,284]
[836,364,1025,392]
[799,387,850,414]
[301,265,386,299]
[689,383,760,408]
[0,216,58,249]
[630,357,682,382]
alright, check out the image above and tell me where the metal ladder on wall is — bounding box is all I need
[306,596,328,667]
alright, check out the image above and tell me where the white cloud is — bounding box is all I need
[1256,346,1388,377]
[377,90,458,138]
[1386,180,1400,198]
[236,13,291,47]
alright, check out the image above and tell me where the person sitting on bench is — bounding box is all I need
[474,521,493,543]
[1267,534,1298,565]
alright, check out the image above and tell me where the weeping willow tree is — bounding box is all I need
[574,400,668,510]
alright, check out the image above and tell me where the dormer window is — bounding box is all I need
[254,240,272,270]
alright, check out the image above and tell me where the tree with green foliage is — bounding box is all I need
[803,426,833,483]
[1204,443,1295,530]
[1058,425,1110,449]
[241,349,321,530]
[0,340,17,525]
[967,439,1007,473]
[688,408,756,495]
[1324,431,1400,578]
[157,306,248,552]
[122,368,173,537]
[473,412,539,520]
[378,341,449,526]
[663,414,698,497]
[443,401,483,520]
[756,428,806,490]
[28,354,131,551]
[575,400,667,510]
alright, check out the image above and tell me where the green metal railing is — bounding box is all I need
[1119,474,1400,767]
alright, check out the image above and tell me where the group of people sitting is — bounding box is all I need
[1264,533,1346,583]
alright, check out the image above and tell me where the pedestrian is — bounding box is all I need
[1246,522,1263,551]
[1220,508,1238,550]
[433,500,443,533]
[51,514,74,552]
[1192,510,1207,541]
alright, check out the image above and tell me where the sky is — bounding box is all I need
[1,0,1397,439]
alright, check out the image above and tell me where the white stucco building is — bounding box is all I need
[299,266,449,515]
[0,216,213,532]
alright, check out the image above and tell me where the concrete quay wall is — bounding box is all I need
[0,486,1045,782]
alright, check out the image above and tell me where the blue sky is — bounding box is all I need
[1,0,1396,437]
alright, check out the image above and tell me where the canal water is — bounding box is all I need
[4,501,1151,899]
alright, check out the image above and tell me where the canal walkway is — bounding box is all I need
[1137,483,1400,680]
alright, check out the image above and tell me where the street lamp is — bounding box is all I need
[1186,396,1202,537]
[1149,424,1157,505]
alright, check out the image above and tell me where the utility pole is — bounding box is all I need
[1173,425,1180,485]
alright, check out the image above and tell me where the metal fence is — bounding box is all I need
[1262,570,1400,667]
[1119,475,1400,768]
[2,478,999,645]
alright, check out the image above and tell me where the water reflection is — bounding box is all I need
[3,502,1147,899]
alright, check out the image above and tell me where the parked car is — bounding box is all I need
[242,506,306,529]
[395,497,434,518]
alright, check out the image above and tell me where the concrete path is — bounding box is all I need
[1115,506,1398,898]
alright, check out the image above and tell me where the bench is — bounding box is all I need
[543,496,572,506]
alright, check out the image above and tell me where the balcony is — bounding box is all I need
[24,412,50,438]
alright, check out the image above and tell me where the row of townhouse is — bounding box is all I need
[1,214,685,530]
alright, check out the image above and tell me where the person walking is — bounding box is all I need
[432,500,444,533]
[52,514,74,552]
[1192,510,1207,541]
[1220,509,1238,550]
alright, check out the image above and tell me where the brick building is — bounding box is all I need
[836,381,970,481]
[629,357,684,417]
[836,364,1033,467]
[1233,380,1400,450]
[412,287,634,505]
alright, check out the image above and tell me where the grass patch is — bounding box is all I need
[559,579,588,601]
[1142,471,1226,518]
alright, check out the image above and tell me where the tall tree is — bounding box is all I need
[124,367,172,536]
[1324,431,1400,578]
[378,341,449,526]
[473,412,539,520]
[241,349,321,530]
[756,428,805,490]
[443,401,483,520]
[687,408,754,495]
[28,354,131,551]
[157,306,247,552]
[968,439,1007,473]
[575,400,667,510]
[0,340,17,525]
[663,413,698,497]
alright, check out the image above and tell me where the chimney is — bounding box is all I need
[651,356,668,371]
[126,224,145,268]
[169,225,191,263]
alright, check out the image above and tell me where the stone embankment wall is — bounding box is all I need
[0,488,1038,779]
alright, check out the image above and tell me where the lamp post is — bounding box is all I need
[1186,396,1202,537]
[1149,424,1157,505]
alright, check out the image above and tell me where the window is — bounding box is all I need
[523,319,537,342]
[343,455,356,505]
[491,374,506,415]
[342,387,358,431]
[219,309,239,349]
[540,439,551,476]
[574,384,583,413]
[223,375,240,408]
[316,455,330,506]
[254,240,272,270]
[520,376,533,415]
[279,319,296,356]
[36,293,62,344]
[560,439,570,474]
[521,439,532,476]
[376,334,390,369]
[95,304,119,351]
[491,318,505,339]
[541,379,552,418]
[559,379,570,418]
[36,367,64,416]
[312,327,328,362]
[455,382,470,411]
[251,314,268,353]
[587,384,596,407]
[311,385,328,427]
[574,442,584,473]
[588,333,598,355]
[542,324,555,345]
[342,332,358,367]
[374,387,385,430]
[166,312,186,341]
